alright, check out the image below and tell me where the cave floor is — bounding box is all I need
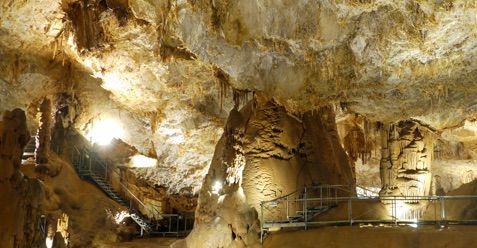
[100,237,180,248]
[263,225,477,248]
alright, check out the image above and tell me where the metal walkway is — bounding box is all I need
[70,145,154,235]
[260,185,477,243]
[60,129,193,237]
[22,136,36,162]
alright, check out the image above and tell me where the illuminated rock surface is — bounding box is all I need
[4,0,477,247]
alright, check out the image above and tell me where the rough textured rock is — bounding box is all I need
[36,98,52,165]
[0,109,134,247]
[0,109,39,247]
[176,98,354,247]
[6,0,477,245]
[379,120,434,219]
[5,0,477,196]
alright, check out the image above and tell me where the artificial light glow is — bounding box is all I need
[102,73,128,92]
[88,118,124,145]
[45,237,53,248]
[212,180,223,195]
[67,35,77,51]
[129,154,157,168]
[407,218,419,228]
[114,211,130,224]
[393,200,412,220]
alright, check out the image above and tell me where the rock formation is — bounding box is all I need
[36,98,52,166]
[6,0,477,246]
[0,109,44,247]
[175,96,354,247]
[379,120,434,219]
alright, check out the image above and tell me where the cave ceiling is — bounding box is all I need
[2,0,477,192]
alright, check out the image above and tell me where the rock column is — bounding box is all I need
[379,120,433,219]
[36,98,52,165]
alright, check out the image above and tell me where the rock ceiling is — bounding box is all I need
[2,0,477,192]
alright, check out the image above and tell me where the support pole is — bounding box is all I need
[260,202,264,243]
[348,198,352,226]
[440,197,446,227]
[286,196,289,222]
[394,197,397,225]
[304,187,308,230]
[320,186,323,208]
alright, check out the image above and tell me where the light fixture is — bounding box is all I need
[45,237,53,248]
[87,118,124,146]
[114,211,131,224]
[212,180,223,195]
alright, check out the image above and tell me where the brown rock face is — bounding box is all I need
[0,109,45,247]
[176,98,354,248]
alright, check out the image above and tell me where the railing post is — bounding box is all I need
[440,197,446,227]
[327,185,331,206]
[394,197,397,225]
[334,187,337,206]
[89,154,92,172]
[260,202,264,243]
[169,215,172,233]
[348,198,352,226]
[286,196,289,221]
[177,215,179,237]
[320,186,323,208]
[304,187,308,230]
[184,215,187,232]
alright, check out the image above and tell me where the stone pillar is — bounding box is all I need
[175,97,355,248]
[0,109,46,247]
[36,98,52,165]
[379,120,433,219]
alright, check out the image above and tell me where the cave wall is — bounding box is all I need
[175,97,355,248]
[0,109,45,247]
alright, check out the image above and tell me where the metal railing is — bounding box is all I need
[152,213,194,237]
[51,128,195,236]
[70,145,162,219]
[260,193,477,243]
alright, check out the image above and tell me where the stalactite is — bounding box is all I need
[232,89,251,110]
[215,67,230,110]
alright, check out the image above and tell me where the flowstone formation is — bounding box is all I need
[379,120,434,219]
[176,96,354,248]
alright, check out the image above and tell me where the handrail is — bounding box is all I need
[291,195,477,201]
[356,185,380,196]
[71,144,162,219]
[262,190,299,204]
[260,195,477,242]
[262,184,355,204]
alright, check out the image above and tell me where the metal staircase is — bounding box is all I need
[70,145,154,235]
[22,136,36,162]
[260,184,351,230]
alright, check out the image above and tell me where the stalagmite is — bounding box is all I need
[174,96,355,248]
[36,98,52,166]
[379,120,434,219]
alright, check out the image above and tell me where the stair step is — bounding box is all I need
[70,144,157,234]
